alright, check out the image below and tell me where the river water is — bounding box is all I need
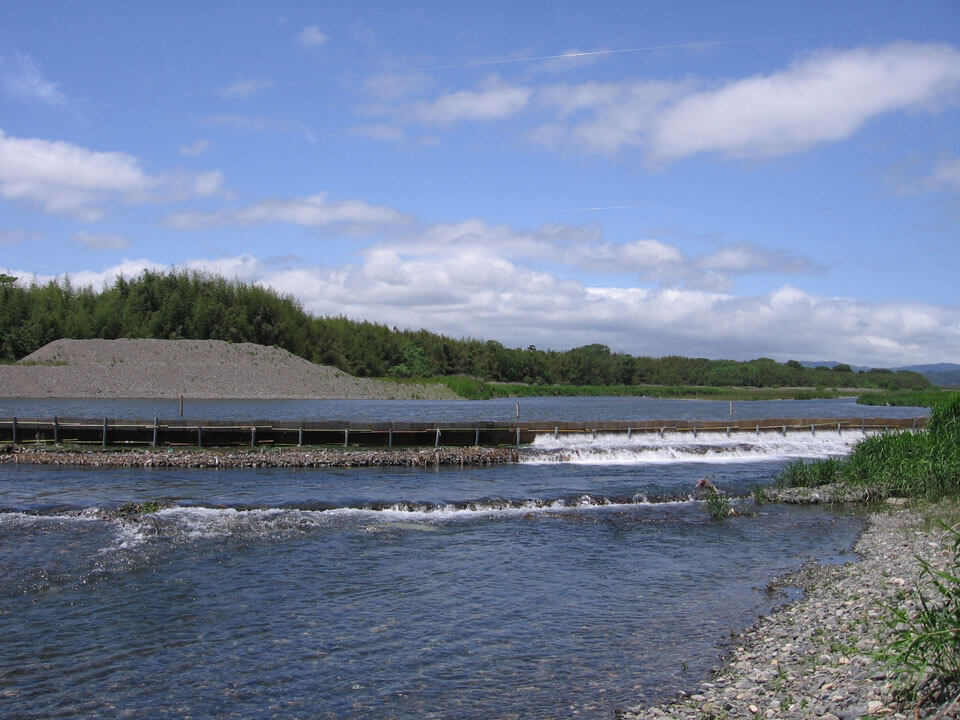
[0,398,926,718]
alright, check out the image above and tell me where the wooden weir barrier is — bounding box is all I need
[0,416,927,449]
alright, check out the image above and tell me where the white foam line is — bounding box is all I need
[524,430,874,465]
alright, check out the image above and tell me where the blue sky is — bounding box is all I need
[1,1,958,367]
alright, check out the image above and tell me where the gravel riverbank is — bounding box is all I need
[618,507,957,720]
[0,444,518,468]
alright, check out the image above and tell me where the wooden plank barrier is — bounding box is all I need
[0,416,928,449]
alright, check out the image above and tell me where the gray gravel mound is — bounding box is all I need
[3,339,457,400]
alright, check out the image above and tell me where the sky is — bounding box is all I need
[1,1,959,368]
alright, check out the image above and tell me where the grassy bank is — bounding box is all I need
[396,375,859,401]
[856,389,956,407]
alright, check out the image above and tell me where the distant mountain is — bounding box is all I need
[798,361,960,387]
[897,364,960,387]
[798,360,872,372]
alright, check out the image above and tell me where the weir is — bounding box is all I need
[0,416,926,448]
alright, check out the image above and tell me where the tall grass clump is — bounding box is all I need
[775,457,842,488]
[883,522,960,709]
[842,395,960,501]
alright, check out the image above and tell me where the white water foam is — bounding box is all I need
[524,429,877,465]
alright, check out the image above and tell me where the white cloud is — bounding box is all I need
[364,76,532,127]
[73,231,131,251]
[219,78,274,99]
[165,192,412,231]
[1,53,66,106]
[0,227,41,245]
[0,129,157,220]
[410,78,531,124]
[650,42,960,160]
[697,243,823,275]
[349,123,407,142]
[926,156,960,191]
[529,42,960,159]
[179,139,211,157]
[0,129,227,220]
[192,170,226,197]
[298,25,329,48]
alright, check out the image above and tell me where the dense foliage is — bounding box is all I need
[0,270,933,391]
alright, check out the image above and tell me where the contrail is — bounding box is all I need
[97,25,927,108]
[561,204,646,212]
[412,26,929,73]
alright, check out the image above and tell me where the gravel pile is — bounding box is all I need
[617,508,957,720]
[3,338,456,400]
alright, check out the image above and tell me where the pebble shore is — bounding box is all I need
[618,507,957,720]
[0,444,518,468]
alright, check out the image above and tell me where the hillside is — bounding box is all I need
[1,339,456,400]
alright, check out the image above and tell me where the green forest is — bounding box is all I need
[0,270,932,392]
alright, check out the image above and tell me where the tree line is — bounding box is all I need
[0,270,931,391]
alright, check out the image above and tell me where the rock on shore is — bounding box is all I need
[617,508,956,720]
[2,338,457,400]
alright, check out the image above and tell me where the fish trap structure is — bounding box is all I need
[0,416,927,449]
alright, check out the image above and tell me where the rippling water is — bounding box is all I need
[0,398,904,718]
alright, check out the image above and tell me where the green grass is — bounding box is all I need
[404,376,851,401]
[857,389,958,407]
[775,457,843,488]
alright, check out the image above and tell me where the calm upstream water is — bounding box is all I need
[0,398,925,719]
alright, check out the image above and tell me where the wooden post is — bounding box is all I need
[344,429,349,447]
[838,421,842,436]
[729,400,733,417]
[179,395,184,417]
[781,425,786,436]
[152,418,159,447]
[474,427,479,446]
[726,427,730,438]
[53,416,60,445]
[102,417,108,448]
[516,401,520,419]
[250,426,256,447]
[627,427,632,439]
[197,425,203,448]
[693,426,697,438]
[298,424,304,447]
[435,428,441,447]
[554,426,559,439]
[11,417,17,444]
[811,423,815,436]
[516,427,521,447]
